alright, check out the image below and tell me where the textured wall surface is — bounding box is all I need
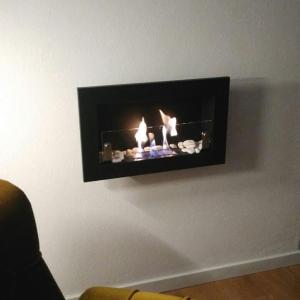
[0,0,300,298]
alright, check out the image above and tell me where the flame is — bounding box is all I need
[159,109,177,149]
[159,109,177,136]
[135,117,148,152]
[162,125,168,149]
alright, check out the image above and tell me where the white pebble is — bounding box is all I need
[126,149,134,157]
[112,157,123,163]
[186,148,195,154]
[112,151,124,163]
[183,140,195,148]
[185,144,195,149]
[178,142,184,149]
[198,141,203,150]
[152,145,163,151]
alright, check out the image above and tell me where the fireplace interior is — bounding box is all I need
[78,77,230,181]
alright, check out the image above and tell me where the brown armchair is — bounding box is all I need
[0,180,193,300]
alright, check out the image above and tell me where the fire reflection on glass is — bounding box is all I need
[100,109,211,164]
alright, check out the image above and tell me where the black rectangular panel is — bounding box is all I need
[78,77,230,181]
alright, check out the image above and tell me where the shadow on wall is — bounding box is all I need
[262,79,300,184]
[105,78,300,189]
[106,77,272,189]
[226,77,267,173]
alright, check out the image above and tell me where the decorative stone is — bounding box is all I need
[170,144,177,149]
[112,150,124,163]
[135,152,142,159]
[152,145,163,151]
[126,149,134,157]
[112,157,123,163]
[195,148,200,154]
[183,140,195,148]
[178,142,184,149]
[144,146,151,152]
[198,140,203,150]
[132,147,139,153]
[186,148,195,154]
[116,150,124,157]
[181,148,188,153]
[185,144,195,149]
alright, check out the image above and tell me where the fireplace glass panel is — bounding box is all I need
[97,97,215,164]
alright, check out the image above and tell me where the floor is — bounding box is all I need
[165,265,300,300]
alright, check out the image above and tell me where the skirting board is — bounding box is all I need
[66,250,300,300]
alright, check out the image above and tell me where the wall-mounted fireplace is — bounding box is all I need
[78,77,230,181]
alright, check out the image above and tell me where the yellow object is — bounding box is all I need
[79,287,193,300]
[79,287,138,300]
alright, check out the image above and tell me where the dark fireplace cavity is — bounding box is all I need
[78,77,230,181]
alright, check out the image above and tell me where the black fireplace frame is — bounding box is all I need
[78,77,230,182]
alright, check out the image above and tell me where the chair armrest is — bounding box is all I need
[79,287,138,300]
[79,287,192,300]
[132,291,191,300]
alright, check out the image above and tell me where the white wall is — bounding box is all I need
[1,0,300,298]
